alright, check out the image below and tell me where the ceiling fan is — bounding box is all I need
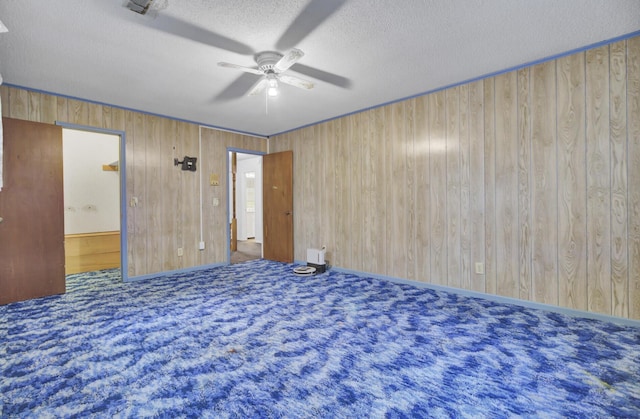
[218,49,313,97]
[131,0,351,100]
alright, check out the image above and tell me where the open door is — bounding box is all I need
[263,150,293,263]
[62,129,121,275]
[230,151,264,264]
[0,118,65,304]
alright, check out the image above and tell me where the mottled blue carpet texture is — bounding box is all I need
[1,260,639,418]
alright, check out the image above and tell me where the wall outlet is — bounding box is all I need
[199,241,205,250]
[177,247,184,257]
[475,262,485,275]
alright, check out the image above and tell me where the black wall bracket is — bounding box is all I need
[174,156,197,171]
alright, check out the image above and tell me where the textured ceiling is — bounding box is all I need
[0,0,639,137]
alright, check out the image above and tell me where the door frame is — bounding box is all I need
[226,147,265,264]
[56,122,128,281]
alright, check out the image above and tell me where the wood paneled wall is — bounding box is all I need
[0,87,267,277]
[270,36,640,320]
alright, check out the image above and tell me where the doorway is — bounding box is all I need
[229,151,263,264]
[62,127,124,279]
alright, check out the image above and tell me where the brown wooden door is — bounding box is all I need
[263,150,293,263]
[0,118,65,305]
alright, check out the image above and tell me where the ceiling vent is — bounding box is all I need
[126,0,153,15]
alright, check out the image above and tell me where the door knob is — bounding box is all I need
[285,211,292,215]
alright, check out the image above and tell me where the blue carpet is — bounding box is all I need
[1,260,639,418]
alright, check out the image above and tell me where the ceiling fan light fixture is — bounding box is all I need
[267,78,279,97]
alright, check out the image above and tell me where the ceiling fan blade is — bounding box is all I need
[279,74,314,90]
[218,62,264,75]
[248,78,269,96]
[274,48,305,73]
[291,63,352,89]
[276,0,347,51]
[214,73,262,101]
[149,15,254,56]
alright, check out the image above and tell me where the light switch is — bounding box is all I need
[213,197,219,206]
[210,173,220,186]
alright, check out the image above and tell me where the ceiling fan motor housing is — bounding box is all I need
[255,51,284,73]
